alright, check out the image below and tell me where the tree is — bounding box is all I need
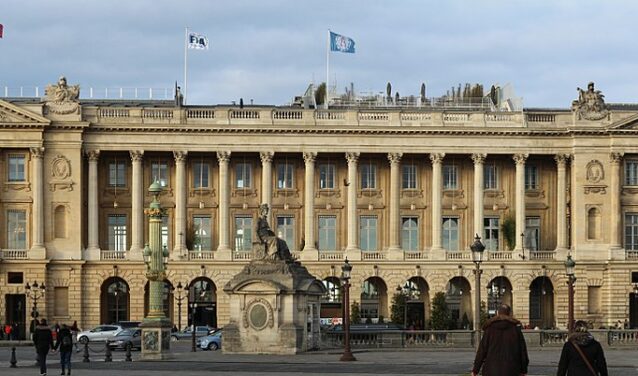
[390,292,407,326]
[350,301,361,325]
[315,82,326,106]
[501,214,516,251]
[429,292,452,330]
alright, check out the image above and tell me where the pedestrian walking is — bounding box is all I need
[54,324,73,375]
[557,320,608,376]
[33,318,55,376]
[69,320,80,352]
[472,304,529,376]
[3,322,11,340]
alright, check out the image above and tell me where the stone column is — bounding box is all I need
[129,150,144,260]
[430,153,445,257]
[301,152,318,260]
[472,154,486,242]
[260,152,274,218]
[216,151,232,259]
[554,154,569,253]
[513,154,528,252]
[610,152,624,251]
[173,151,188,258]
[388,152,403,259]
[345,152,361,259]
[29,147,45,258]
[86,150,101,258]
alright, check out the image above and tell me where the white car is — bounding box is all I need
[77,325,124,344]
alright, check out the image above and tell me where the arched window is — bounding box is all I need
[100,277,129,324]
[188,277,217,328]
[322,277,341,303]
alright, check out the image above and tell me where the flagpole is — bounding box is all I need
[184,27,189,105]
[326,30,330,109]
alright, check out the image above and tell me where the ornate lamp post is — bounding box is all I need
[173,282,188,331]
[470,234,485,348]
[564,254,576,333]
[141,181,171,360]
[340,258,356,361]
[396,282,413,329]
[25,281,46,320]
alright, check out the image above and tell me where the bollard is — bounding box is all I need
[10,346,17,368]
[125,343,132,362]
[104,340,112,362]
[83,342,90,363]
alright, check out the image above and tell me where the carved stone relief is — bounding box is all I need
[49,155,74,191]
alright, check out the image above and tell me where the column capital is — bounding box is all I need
[303,152,317,164]
[387,152,403,165]
[513,153,528,166]
[129,150,144,162]
[554,153,571,167]
[610,152,624,164]
[260,151,274,164]
[30,147,45,159]
[217,151,231,163]
[86,149,100,161]
[345,152,360,165]
[173,150,188,163]
[429,153,445,164]
[471,153,486,165]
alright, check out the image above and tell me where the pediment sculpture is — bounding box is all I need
[572,82,609,121]
[44,76,80,115]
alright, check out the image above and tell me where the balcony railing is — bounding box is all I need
[627,250,638,260]
[362,251,386,260]
[319,251,344,261]
[529,251,556,261]
[0,249,28,260]
[404,251,428,260]
[233,251,252,260]
[487,251,513,261]
[446,251,471,261]
[100,250,126,260]
[188,250,214,260]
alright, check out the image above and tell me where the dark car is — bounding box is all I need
[170,326,214,342]
[108,328,141,351]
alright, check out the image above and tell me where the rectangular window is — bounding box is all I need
[442,217,459,251]
[151,161,169,187]
[107,214,127,251]
[277,162,294,189]
[402,164,417,189]
[484,217,499,251]
[318,216,337,251]
[587,286,601,314]
[360,163,376,189]
[193,162,210,189]
[524,216,540,251]
[443,164,458,189]
[234,217,253,251]
[525,165,538,190]
[235,163,252,188]
[401,216,419,251]
[8,155,25,182]
[276,216,295,251]
[319,163,336,189]
[625,214,638,250]
[484,164,497,189]
[54,287,69,317]
[161,216,169,249]
[108,160,126,187]
[193,216,211,251]
[626,161,638,186]
[7,272,23,284]
[359,216,377,251]
[7,210,26,249]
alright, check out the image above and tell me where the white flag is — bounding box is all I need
[188,32,209,50]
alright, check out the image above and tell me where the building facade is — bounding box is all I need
[1,78,637,338]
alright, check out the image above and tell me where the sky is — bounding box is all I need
[1,0,638,107]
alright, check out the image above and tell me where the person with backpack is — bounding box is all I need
[557,320,608,376]
[54,324,73,375]
[33,318,54,376]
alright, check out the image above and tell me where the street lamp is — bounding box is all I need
[113,283,121,324]
[519,232,526,260]
[564,254,576,333]
[25,281,46,320]
[396,282,413,329]
[470,234,485,347]
[173,282,189,331]
[340,258,356,362]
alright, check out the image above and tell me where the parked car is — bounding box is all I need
[199,329,222,351]
[108,328,141,351]
[170,326,214,342]
[77,325,124,344]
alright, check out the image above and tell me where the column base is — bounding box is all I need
[387,247,403,260]
[554,247,569,261]
[300,247,318,261]
[216,246,232,260]
[29,245,46,260]
[128,247,144,261]
[84,247,101,261]
[140,319,172,360]
[608,246,625,261]
[344,247,361,261]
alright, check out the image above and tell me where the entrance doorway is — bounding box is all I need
[187,277,217,328]
[5,294,26,340]
[630,293,638,329]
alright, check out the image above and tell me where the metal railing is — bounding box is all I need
[1,86,172,100]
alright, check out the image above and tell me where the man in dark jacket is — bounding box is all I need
[557,320,608,376]
[54,324,73,375]
[472,304,529,376]
[33,318,54,376]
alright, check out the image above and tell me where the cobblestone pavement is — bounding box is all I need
[0,343,636,375]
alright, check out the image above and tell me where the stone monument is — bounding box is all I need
[223,203,326,354]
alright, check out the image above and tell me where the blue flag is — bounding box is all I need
[330,31,355,53]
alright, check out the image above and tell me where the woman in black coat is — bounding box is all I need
[54,324,73,375]
[557,320,608,376]
[33,318,54,376]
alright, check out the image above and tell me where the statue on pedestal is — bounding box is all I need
[256,203,292,262]
[572,82,609,120]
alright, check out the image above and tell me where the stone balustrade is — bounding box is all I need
[0,249,28,260]
[100,250,126,261]
[188,250,215,260]
[319,251,343,261]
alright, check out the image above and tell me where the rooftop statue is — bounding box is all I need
[572,82,609,120]
[256,203,293,262]
[44,76,80,115]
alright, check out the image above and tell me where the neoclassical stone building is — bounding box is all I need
[0,77,637,338]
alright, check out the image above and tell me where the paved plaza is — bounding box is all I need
[0,343,636,375]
